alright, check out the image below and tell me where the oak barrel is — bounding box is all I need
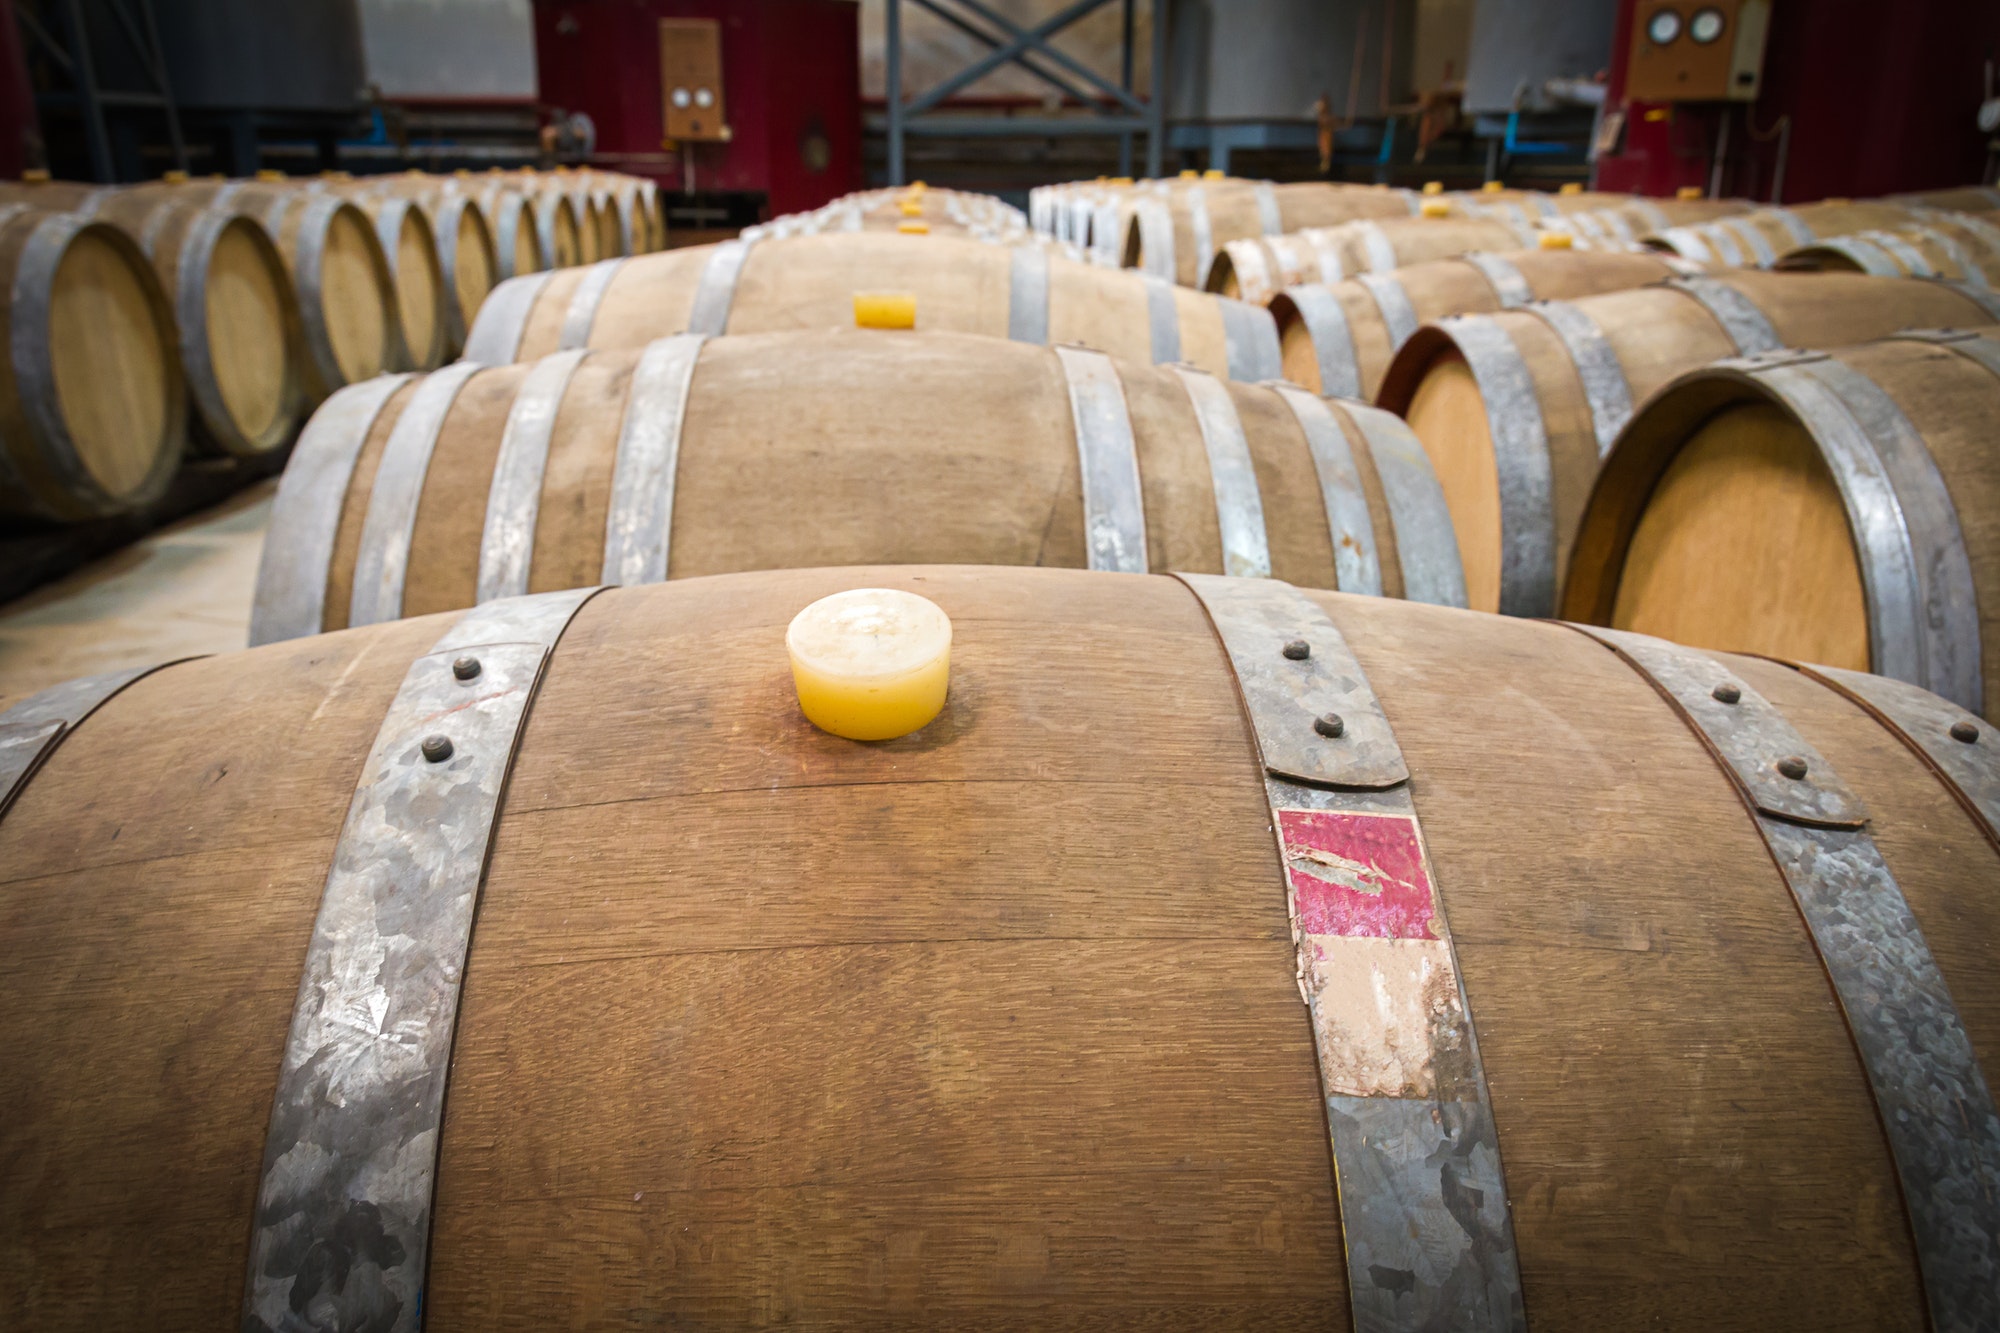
[1122,180,1424,287]
[1562,325,2000,720]
[1272,246,1697,398]
[1645,200,1936,269]
[0,207,186,519]
[0,180,307,458]
[1776,210,2000,288]
[1376,270,2000,617]
[460,232,1285,382]
[1207,214,1537,304]
[472,184,544,280]
[247,328,1464,642]
[1546,196,1751,247]
[5,563,2000,1329]
[355,193,449,370]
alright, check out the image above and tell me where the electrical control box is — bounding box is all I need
[660,17,728,140]
[1625,0,1770,102]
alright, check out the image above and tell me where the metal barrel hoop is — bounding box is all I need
[1267,382,1382,596]
[1170,365,1272,579]
[600,333,708,586]
[1524,299,1634,456]
[1436,314,1558,616]
[348,360,485,628]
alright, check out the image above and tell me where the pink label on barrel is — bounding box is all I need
[1278,808,1439,940]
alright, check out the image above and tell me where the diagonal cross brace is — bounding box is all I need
[905,0,1145,117]
[908,0,1099,107]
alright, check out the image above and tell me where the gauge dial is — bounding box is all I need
[1647,8,1683,43]
[1689,7,1725,42]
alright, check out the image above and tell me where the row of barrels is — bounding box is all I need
[0,165,663,524]
[9,175,2000,1328]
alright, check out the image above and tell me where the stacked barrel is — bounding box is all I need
[8,160,2000,1333]
[0,164,660,524]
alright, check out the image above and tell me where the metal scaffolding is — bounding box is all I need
[16,0,186,182]
[883,0,1166,185]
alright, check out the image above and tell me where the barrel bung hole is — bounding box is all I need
[1611,401,1870,671]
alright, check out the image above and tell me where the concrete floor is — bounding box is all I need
[0,480,275,706]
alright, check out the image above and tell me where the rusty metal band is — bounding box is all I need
[1175,573,1526,1332]
[1354,220,1398,274]
[1459,251,1533,307]
[1218,238,1272,301]
[686,237,754,337]
[1766,206,1815,246]
[1906,227,1983,287]
[1254,180,1282,236]
[1055,345,1148,573]
[1355,272,1418,349]
[348,360,485,628]
[1171,366,1271,579]
[1860,229,1935,277]
[1283,284,1362,399]
[1188,186,1215,287]
[1524,299,1633,456]
[1655,224,1714,263]
[1744,351,1983,713]
[1787,661,2000,854]
[1135,198,1176,281]
[1798,236,1901,276]
[249,374,418,646]
[1269,383,1381,596]
[1352,402,1468,608]
[556,257,626,351]
[600,333,707,586]
[461,269,555,364]
[1564,625,2000,1333]
[243,586,604,1333]
[1141,272,1180,362]
[1437,314,1557,616]
[1899,326,2000,382]
[1663,276,1782,354]
[0,663,186,824]
[475,349,588,603]
[1715,215,1777,267]
[1220,298,1283,382]
[1007,244,1050,344]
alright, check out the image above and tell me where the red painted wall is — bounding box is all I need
[535,0,861,215]
[1596,0,1999,202]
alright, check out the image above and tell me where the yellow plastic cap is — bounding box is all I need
[160,169,189,184]
[1676,185,1703,199]
[788,588,952,741]
[1203,168,1225,179]
[1481,180,1504,192]
[1110,176,1133,185]
[1644,108,1671,122]
[1422,180,1444,194]
[909,179,928,191]
[1559,182,1582,194]
[1538,230,1575,249]
[1419,198,1453,218]
[898,198,922,216]
[896,219,930,235]
[255,168,285,181]
[1179,169,1199,179]
[853,290,917,330]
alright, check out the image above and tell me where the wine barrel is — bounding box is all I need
[356,193,448,369]
[461,232,1286,383]
[1271,246,1698,398]
[1550,196,1751,247]
[474,185,544,280]
[426,191,498,354]
[1564,324,2000,721]
[530,190,582,269]
[1776,211,2000,288]
[1893,185,2000,212]
[247,327,1464,642]
[1123,180,1423,287]
[7,562,2000,1329]
[0,206,185,520]
[1207,214,1537,304]
[1646,200,1933,269]
[1448,186,1637,231]
[1375,270,2000,617]
[0,180,307,458]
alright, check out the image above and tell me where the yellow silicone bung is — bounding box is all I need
[788,588,952,741]
[1179,169,1199,179]
[19,167,48,183]
[1422,180,1443,194]
[161,169,189,184]
[256,168,285,181]
[1559,182,1582,194]
[1481,180,1504,192]
[1644,107,1671,122]
[1419,198,1453,218]
[1538,230,1575,249]
[853,290,917,329]
[909,179,928,191]
[898,198,922,216]
[1111,176,1133,185]
[896,219,930,234]
[1203,168,1225,179]
[1677,185,1703,199]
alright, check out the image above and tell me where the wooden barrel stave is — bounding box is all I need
[1562,327,2000,720]
[5,564,1997,1325]
[1122,181,1422,287]
[1378,271,1998,617]
[251,329,1463,641]
[1208,214,1530,302]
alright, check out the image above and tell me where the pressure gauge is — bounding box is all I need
[671,87,692,109]
[694,88,715,108]
[1689,8,1725,43]
[1647,8,1682,44]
